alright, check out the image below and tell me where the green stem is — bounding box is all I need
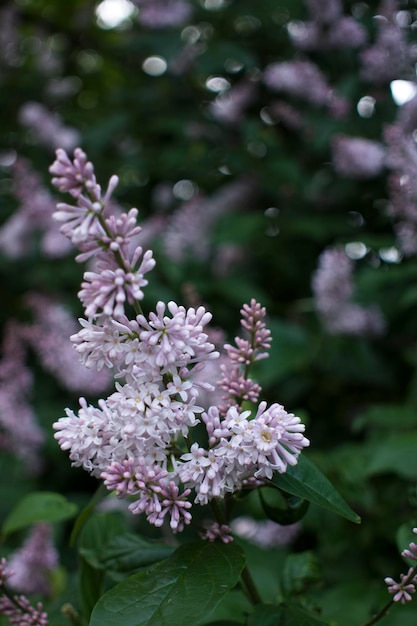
[361,598,394,626]
[241,565,262,605]
[210,498,227,525]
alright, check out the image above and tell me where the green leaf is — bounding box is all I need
[271,455,361,524]
[90,539,246,626]
[80,556,105,620]
[98,533,174,580]
[78,511,127,570]
[247,603,330,625]
[2,491,78,535]
[78,512,173,580]
[365,433,417,479]
[204,622,243,625]
[280,551,320,597]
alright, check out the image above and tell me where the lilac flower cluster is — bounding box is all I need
[8,524,58,597]
[23,293,111,394]
[289,0,367,51]
[162,177,254,266]
[50,148,309,534]
[331,135,386,180]
[19,102,79,152]
[360,0,415,85]
[263,59,347,118]
[132,0,192,29]
[0,157,71,259]
[0,559,48,625]
[384,105,417,256]
[312,247,385,336]
[0,321,44,472]
[232,516,300,548]
[385,528,417,604]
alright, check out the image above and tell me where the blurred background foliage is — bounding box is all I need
[1,0,417,623]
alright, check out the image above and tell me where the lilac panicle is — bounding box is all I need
[8,524,58,596]
[331,135,386,179]
[219,299,271,412]
[0,558,49,624]
[132,0,192,29]
[312,247,385,336]
[50,149,309,535]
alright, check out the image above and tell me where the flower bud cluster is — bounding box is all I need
[50,148,309,534]
[385,528,417,604]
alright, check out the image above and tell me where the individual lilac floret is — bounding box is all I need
[8,524,58,596]
[331,135,386,179]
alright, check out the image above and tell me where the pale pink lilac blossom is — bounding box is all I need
[0,321,44,471]
[263,60,348,117]
[50,149,309,534]
[218,300,272,414]
[360,0,415,84]
[8,524,58,597]
[331,135,386,179]
[289,0,366,51]
[202,523,234,544]
[0,558,49,625]
[384,119,417,255]
[385,527,417,604]
[163,177,255,265]
[232,516,300,548]
[312,247,386,336]
[19,102,79,152]
[133,0,192,28]
[209,81,257,125]
[0,157,71,259]
[23,293,111,394]
[49,147,155,319]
